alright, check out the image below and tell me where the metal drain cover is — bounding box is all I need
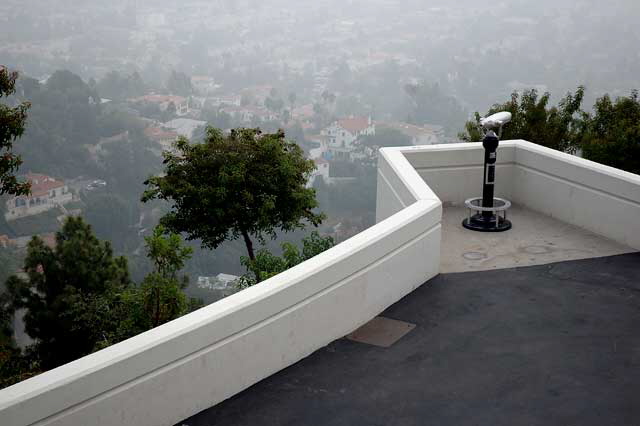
[346,316,416,348]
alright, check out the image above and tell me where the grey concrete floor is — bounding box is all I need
[179,253,640,426]
[441,205,634,273]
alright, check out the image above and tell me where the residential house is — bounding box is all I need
[144,126,179,150]
[191,76,220,95]
[307,157,331,188]
[130,95,190,116]
[321,117,375,161]
[379,122,443,145]
[163,118,207,139]
[220,106,278,124]
[208,95,242,108]
[5,173,73,221]
[197,274,240,290]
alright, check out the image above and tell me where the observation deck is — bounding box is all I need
[1,141,639,426]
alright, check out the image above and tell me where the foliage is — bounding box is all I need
[97,108,143,138]
[166,70,193,96]
[96,71,146,101]
[0,67,31,196]
[459,87,585,153]
[13,70,101,177]
[356,128,412,164]
[404,82,467,134]
[131,226,195,329]
[83,192,139,251]
[579,91,640,175]
[237,231,334,288]
[0,207,62,238]
[0,247,22,290]
[265,96,285,113]
[99,128,161,198]
[0,220,197,385]
[142,128,325,282]
[359,128,412,149]
[6,217,131,369]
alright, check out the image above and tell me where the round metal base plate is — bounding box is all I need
[462,213,512,233]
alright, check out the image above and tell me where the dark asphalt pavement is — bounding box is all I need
[181,253,640,426]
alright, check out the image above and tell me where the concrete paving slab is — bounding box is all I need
[345,316,416,348]
[441,205,634,273]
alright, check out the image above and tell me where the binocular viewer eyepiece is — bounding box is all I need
[480,111,512,131]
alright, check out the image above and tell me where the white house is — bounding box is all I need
[321,117,375,161]
[5,173,73,221]
[163,118,207,139]
[307,157,331,187]
[197,274,240,290]
[379,122,444,145]
[131,95,190,116]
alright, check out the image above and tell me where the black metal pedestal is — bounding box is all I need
[462,213,512,232]
[462,131,512,233]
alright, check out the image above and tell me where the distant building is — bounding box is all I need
[207,95,242,108]
[307,157,331,187]
[144,126,179,149]
[379,122,444,145]
[191,76,220,95]
[130,95,190,116]
[322,117,375,161]
[163,118,207,139]
[291,104,315,121]
[5,174,73,221]
[220,106,278,124]
[197,274,240,290]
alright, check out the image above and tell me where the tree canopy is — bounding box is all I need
[6,217,131,369]
[459,87,585,153]
[459,87,640,176]
[237,231,334,288]
[0,67,31,196]
[166,70,193,96]
[580,91,640,175]
[142,128,325,281]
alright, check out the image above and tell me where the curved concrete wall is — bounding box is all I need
[0,150,442,426]
[5,139,636,426]
[512,141,640,250]
[399,140,640,250]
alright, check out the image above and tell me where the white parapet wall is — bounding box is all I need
[0,150,442,425]
[4,139,639,426]
[395,140,640,250]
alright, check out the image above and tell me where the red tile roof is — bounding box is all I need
[24,173,65,197]
[338,117,371,134]
[144,126,179,141]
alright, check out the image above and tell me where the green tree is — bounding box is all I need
[96,71,146,101]
[142,128,324,282]
[237,231,334,288]
[0,287,38,388]
[141,226,193,328]
[6,217,131,369]
[460,87,585,153]
[404,82,467,134]
[579,90,640,175]
[265,96,285,113]
[0,67,31,196]
[83,192,139,251]
[166,70,192,96]
[14,70,101,177]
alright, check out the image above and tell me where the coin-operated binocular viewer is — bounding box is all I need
[462,111,513,232]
